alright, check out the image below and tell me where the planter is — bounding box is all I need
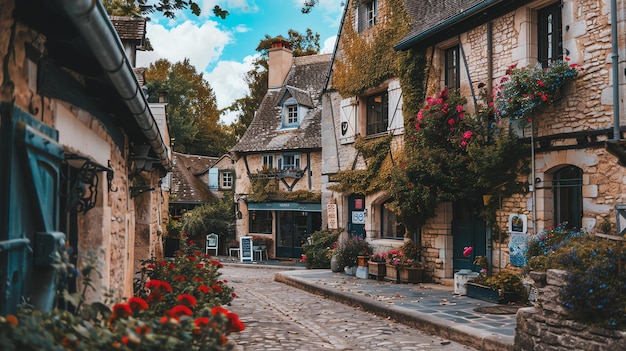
[399,266,424,283]
[384,264,400,283]
[367,261,386,280]
[357,255,370,267]
[344,266,356,276]
[466,282,500,303]
[454,270,479,295]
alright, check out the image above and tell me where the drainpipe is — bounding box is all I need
[611,0,621,140]
[59,0,171,170]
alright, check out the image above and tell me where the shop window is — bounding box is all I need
[249,210,272,234]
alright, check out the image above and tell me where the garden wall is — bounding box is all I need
[515,269,626,350]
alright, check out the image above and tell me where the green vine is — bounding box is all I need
[328,134,393,195]
[333,0,411,97]
[248,178,320,202]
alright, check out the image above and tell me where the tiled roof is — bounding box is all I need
[231,53,331,153]
[170,152,218,203]
[397,0,526,48]
[110,16,146,42]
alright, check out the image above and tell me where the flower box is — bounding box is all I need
[367,261,386,280]
[399,266,424,283]
[466,282,500,303]
[384,264,400,283]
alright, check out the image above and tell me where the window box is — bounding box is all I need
[399,266,424,284]
[384,264,400,283]
[368,261,386,280]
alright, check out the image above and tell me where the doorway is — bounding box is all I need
[276,211,321,258]
[452,201,486,272]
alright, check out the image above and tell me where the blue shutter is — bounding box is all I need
[208,168,219,190]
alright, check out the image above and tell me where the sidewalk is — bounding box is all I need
[220,258,518,351]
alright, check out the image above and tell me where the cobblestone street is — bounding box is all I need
[222,266,476,351]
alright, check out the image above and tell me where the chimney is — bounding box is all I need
[268,40,293,89]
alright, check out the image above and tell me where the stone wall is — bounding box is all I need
[515,270,626,350]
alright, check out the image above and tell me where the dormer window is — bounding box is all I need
[278,87,313,129]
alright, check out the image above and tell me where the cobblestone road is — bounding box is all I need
[222,266,477,351]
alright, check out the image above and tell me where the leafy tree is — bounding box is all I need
[144,58,235,156]
[101,0,221,19]
[228,30,320,139]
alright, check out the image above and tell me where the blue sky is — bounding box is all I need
[136,1,343,124]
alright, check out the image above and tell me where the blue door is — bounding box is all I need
[452,202,486,272]
[0,104,65,315]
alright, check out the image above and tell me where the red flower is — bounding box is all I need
[127,297,149,311]
[167,305,193,319]
[111,303,133,319]
[196,263,204,269]
[463,246,473,257]
[198,285,210,293]
[212,285,223,293]
[174,275,186,281]
[209,260,224,268]
[177,294,197,307]
[231,292,238,298]
[227,312,245,332]
[146,264,155,269]
[194,316,210,327]
[211,306,230,316]
[193,251,203,256]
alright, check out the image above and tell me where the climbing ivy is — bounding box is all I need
[328,134,393,195]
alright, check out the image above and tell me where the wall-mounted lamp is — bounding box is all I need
[364,208,368,216]
[130,144,159,177]
[535,177,542,184]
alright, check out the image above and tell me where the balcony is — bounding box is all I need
[249,168,304,180]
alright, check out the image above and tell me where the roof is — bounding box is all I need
[396,0,532,50]
[109,16,146,42]
[231,53,332,153]
[170,152,218,203]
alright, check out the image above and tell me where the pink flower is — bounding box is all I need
[456,105,463,113]
[463,246,473,257]
[463,131,473,139]
[460,140,467,147]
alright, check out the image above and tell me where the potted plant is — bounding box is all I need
[335,236,372,275]
[367,253,387,280]
[467,264,526,304]
[398,256,425,283]
[384,249,402,283]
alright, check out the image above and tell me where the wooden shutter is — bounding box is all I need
[339,97,357,144]
[388,80,403,135]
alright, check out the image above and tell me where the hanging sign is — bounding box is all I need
[327,203,338,229]
[240,236,253,262]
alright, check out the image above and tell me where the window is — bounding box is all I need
[262,154,274,170]
[538,3,563,67]
[249,210,272,234]
[553,165,582,229]
[445,46,460,89]
[287,105,298,125]
[366,91,388,135]
[380,199,403,238]
[278,153,301,170]
[220,171,233,189]
[358,0,377,32]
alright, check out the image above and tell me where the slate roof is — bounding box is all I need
[110,16,146,43]
[230,53,332,153]
[396,0,531,49]
[170,152,218,203]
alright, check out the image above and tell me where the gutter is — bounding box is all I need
[59,0,171,171]
[394,0,518,51]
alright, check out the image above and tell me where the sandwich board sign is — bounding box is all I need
[240,236,253,262]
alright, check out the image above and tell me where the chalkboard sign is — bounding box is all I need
[240,236,253,262]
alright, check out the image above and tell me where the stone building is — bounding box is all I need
[0,0,171,314]
[230,41,331,259]
[322,0,626,283]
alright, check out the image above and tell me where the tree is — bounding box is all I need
[228,30,321,139]
[144,58,235,156]
[101,0,226,19]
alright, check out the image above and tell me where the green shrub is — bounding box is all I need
[302,229,341,269]
[335,236,372,268]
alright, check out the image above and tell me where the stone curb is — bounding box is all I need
[275,271,515,351]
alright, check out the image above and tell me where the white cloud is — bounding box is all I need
[136,21,232,73]
[205,54,258,124]
[320,35,337,54]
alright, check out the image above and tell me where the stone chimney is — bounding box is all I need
[268,40,293,89]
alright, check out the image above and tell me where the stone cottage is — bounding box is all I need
[0,0,171,314]
[230,41,331,259]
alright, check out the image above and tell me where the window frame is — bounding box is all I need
[444,45,460,89]
[365,90,389,136]
[553,165,583,229]
[537,2,563,67]
[219,170,233,190]
[249,210,272,234]
[262,154,274,171]
[277,153,301,171]
[380,198,403,239]
[357,0,377,32]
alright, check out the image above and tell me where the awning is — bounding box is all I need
[248,202,321,212]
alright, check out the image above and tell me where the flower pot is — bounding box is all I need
[399,266,424,284]
[357,255,370,267]
[344,266,356,276]
[367,261,386,280]
[384,264,400,283]
[330,254,341,272]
